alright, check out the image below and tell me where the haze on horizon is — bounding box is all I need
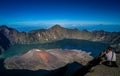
[0,0,120,32]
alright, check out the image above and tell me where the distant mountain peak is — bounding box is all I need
[0,25,9,29]
[50,24,64,29]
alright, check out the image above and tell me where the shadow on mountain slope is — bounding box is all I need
[0,32,10,54]
[0,57,101,76]
[71,57,101,76]
[1,53,119,76]
[0,58,83,76]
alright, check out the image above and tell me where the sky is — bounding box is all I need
[0,0,120,25]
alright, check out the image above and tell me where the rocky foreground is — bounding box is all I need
[85,54,120,76]
[4,49,93,70]
[1,50,120,76]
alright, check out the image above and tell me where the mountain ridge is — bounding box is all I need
[0,25,120,53]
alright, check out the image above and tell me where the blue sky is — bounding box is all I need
[0,0,120,25]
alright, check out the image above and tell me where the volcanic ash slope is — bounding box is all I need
[4,49,93,70]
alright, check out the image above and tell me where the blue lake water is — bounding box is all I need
[0,39,109,76]
[0,39,109,58]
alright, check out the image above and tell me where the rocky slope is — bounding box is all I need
[0,25,120,53]
[0,32,10,54]
[0,25,120,44]
[85,54,120,76]
[4,49,93,70]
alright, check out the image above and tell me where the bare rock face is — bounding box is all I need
[85,54,120,76]
[0,25,120,52]
[0,32,10,54]
[4,49,93,70]
[0,25,120,44]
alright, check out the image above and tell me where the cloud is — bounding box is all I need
[9,20,119,26]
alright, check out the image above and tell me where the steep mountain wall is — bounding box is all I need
[0,25,120,53]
